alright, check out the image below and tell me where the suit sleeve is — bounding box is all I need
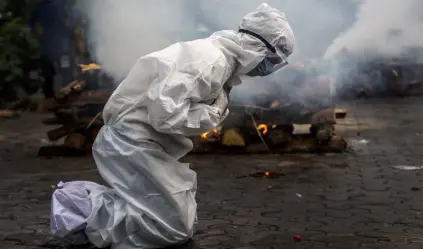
[143,56,228,136]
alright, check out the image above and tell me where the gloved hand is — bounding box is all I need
[212,85,232,116]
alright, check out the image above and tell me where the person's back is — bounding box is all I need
[103,37,233,139]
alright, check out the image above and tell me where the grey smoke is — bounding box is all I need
[78,0,358,81]
[78,0,199,81]
[78,0,423,105]
[325,0,423,59]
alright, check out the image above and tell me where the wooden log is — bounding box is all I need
[53,107,80,124]
[42,117,67,125]
[311,108,336,125]
[6,98,31,111]
[43,114,103,128]
[268,128,292,146]
[56,80,86,100]
[315,124,335,142]
[190,133,347,154]
[335,108,348,119]
[38,145,87,157]
[223,104,336,128]
[47,125,79,141]
[64,133,87,149]
[72,89,113,106]
[406,80,423,96]
[35,98,60,112]
[327,135,348,151]
[221,128,246,147]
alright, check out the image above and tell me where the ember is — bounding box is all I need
[245,171,285,179]
[80,63,101,72]
[201,128,218,140]
[257,124,268,135]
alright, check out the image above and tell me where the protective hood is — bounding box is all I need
[209,3,295,77]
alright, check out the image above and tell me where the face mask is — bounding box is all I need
[246,57,288,77]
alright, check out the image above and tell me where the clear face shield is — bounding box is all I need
[246,49,289,77]
[266,49,289,73]
[238,29,290,77]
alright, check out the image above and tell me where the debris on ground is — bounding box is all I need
[0,109,21,119]
[293,235,302,242]
[392,165,423,170]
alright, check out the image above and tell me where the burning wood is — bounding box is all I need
[331,51,423,98]
[257,124,268,135]
[221,129,246,147]
[191,68,348,154]
[38,63,114,157]
[335,108,348,119]
[37,60,349,156]
[191,104,348,154]
[200,128,218,140]
[192,132,347,154]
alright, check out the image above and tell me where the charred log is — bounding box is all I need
[47,125,79,141]
[223,105,338,129]
[64,133,87,149]
[38,63,113,157]
[221,129,246,147]
[38,146,87,157]
[191,133,347,154]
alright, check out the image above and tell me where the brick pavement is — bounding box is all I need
[1,98,423,248]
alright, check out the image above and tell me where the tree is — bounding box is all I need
[0,0,39,103]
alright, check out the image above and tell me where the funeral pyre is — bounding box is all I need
[193,106,348,154]
[330,48,423,99]
[192,63,348,154]
[37,63,114,157]
[36,62,348,157]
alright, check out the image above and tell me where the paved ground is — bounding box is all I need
[1,97,423,249]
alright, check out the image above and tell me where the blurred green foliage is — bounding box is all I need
[0,0,39,100]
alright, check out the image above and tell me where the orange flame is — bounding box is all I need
[79,63,101,72]
[72,82,83,91]
[257,124,268,135]
[201,128,218,140]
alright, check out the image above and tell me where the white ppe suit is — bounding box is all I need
[50,3,295,249]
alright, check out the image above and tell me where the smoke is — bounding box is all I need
[325,0,423,59]
[321,0,423,99]
[77,0,423,106]
[78,0,358,81]
[77,0,199,81]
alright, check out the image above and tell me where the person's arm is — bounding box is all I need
[143,56,229,136]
